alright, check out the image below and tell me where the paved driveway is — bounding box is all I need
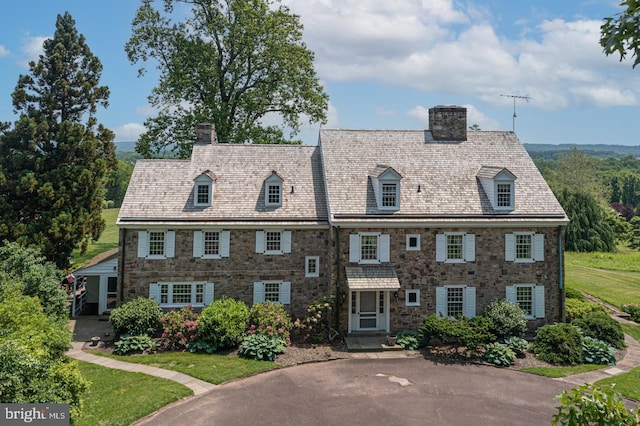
[135,358,572,426]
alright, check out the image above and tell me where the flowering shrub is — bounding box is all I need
[292,296,334,343]
[247,302,292,342]
[622,303,640,323]
[159,306,199,351]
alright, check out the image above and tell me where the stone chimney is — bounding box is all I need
[196,123,217,144]
[428,106,467,141]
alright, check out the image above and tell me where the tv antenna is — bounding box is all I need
[500,94,531,132]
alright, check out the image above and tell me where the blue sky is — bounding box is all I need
[0,0,638,148]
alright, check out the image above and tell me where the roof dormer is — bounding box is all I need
[477,166,517,211]
[369,165,402,211]
[193,170,216,207]
[264,171,284,208]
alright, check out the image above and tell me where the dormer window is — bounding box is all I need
[370,165,402,211]
[264,171,283,208]
[477,166,516,212]
[193,170,216,207]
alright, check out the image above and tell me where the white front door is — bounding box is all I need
[350,290,389,332]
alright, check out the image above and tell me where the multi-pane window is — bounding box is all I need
[497,183,512,208]
[446,234,464,260]
[157,282,207,306]
[381,183,397,207]
[516,234,532,260]
[203,231,220,256]
[264,282,280,302]
[267,184,281,205]
[197,184,210,205]
[360,235,378,260]
[305,256,319,278]
[266,231,282,252]
[516,286,534,316]
[148,232,165,256]
[447,287,464,317]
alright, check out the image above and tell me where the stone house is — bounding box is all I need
[116,105,568,335]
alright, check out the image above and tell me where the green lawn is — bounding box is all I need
[90,350,278,384]
[70,208,119,268]
[519,364,607,378]
[565,251,640,308]
[596,366,640,402]
[76,360,192,426]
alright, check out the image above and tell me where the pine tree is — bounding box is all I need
[0,12,116,268]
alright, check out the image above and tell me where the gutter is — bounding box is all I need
[558,226,565,322]
[335,226,341,334]
[119,228,126,305]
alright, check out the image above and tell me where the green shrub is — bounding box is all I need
[248,302,293,341]
[532,323,583,365]
[572,311,625,349]
[159,306,199,351]
[198,297,249,350]
[292,296,334,343]
[482,298,527,339]
[419,315,495,353]
[564,287,584,300]
[238,334,286,361]
[114,334,158,355]
[552,384,639,426]
[581,336,616,366]
[484,342,515,367]
[186,340,217,354]
[110,297,162,337]
[622,303,640,323]
[396,330,422,350]
[565,298,609,323]
[504,336,529,357]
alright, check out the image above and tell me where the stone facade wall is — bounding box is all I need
[119,227,331,319]
[335,226,564,335]
[428,106,467,141]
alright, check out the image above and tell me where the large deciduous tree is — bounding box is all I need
[0,12,116,268]
[601,0,640,67]
[126,0,329,158]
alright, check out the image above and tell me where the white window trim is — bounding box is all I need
[435,232,475,263]
[265,182,282,207]
[253,281,291,305]
[194,181,213,207]
[505,232,544,263]
[138,230,175,259]
[406,234,420,251]
[305,256,320,278]
[149,281,214,308]
[494,180,514,211]
[349,233,391,264]
[255,230,292,255]
[405,289,420,307]
[193,230,230,259]
[506,284,545,319]
[379,181,400,210]
[435,285,476,318]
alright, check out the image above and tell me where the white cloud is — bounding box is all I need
[114,123,146,141]
[0,45,9,57]
[134,105,156,117]
[21,35,48,67]
[463,104,500,130]
[405,105,429,126]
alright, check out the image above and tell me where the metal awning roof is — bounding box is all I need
[345,266,400,290]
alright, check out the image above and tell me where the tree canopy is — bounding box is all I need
[601,0,640,68]
[126,0,329,158]
[0,12,116,268]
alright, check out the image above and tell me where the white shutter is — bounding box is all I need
[379,234,390,262]
[465,234,475,262]
[220,231,230,257]
[505,234,515,261]
[505,285,516,303]
[204,282,214,305]
[464,286,476,318]
[138,231,148,258]
[256,231,265,253]
[435,287,446,317]
[282,231,292,253]
[193,231,203,258]
[149,283,160,303]
[280,282,291,304]
[533,233,545,262]
[535,285,545,318]
[253,282,264,304]
[435,234,446,262]
[349,234,360,263]
[165,231,175,258]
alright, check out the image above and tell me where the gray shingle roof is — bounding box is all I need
[319,129,567,224]
[118,144,328,226]
[345,266,401,289]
